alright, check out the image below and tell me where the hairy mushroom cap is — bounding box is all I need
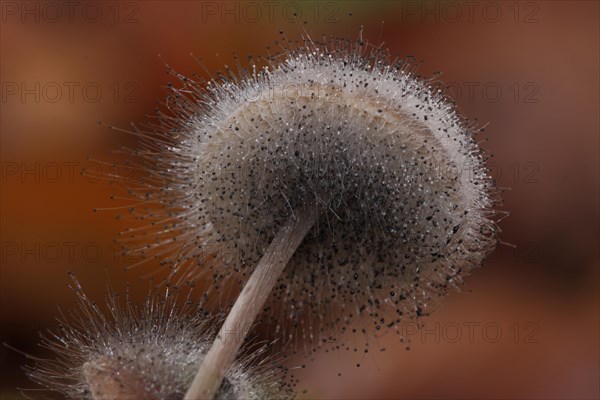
[122,36,497,348]
[25,276,293,400]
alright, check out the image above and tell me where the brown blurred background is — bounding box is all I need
[1,1,598,399]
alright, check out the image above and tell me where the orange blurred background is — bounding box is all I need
[1,1,598,399]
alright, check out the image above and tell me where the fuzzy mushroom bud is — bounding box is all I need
[120,36,497,399]
[23,275,293,400]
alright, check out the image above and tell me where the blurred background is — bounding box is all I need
[1,1,598,398]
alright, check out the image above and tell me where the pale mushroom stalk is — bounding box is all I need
[185,207,317,400]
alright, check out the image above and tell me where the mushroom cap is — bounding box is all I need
[25,277,293,400]
[126,37,497,347]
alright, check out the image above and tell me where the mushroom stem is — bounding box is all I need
[184,206,318,400]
